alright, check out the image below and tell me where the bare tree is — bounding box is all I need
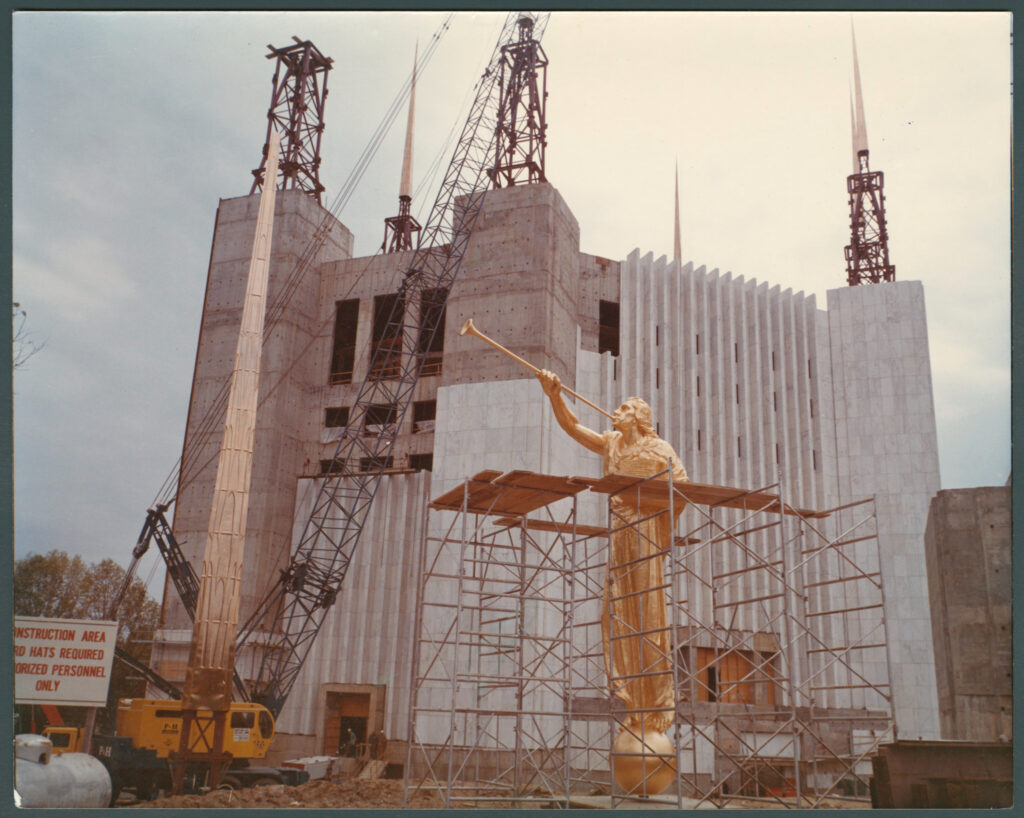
[13,302,45,369]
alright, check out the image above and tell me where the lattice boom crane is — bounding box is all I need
[238,12,551,717]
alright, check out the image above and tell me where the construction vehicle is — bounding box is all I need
[42,725,82,755]
[43,699,305,801]
[77,13,550,798]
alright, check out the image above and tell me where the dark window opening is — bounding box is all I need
[776,443,780,464]
[810,398,815,418]
[656,325,660,346]
[360,455,394,472]
[696,333,700,355]
[656,422,661,436]
[772,350,776,371]
[409,452,433,472]
[413,399,436,433]
[320,459,346,475]
[773,392,777,411]
[370,293,404,379]
[735,384,740,404]
[696,375,700,397]
[656,367,660,389]
[599,300,620,356]
[697,429,702,451]
[364,403,398,435]
[812,449,818,471]
[418,287,447,376]
[325,406,350,428]
[808,358,812,378]
[737,436,742,458]
[690,649,768,704]
[734,342,738,363]
[330,299,359,384]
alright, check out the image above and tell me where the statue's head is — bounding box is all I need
[613,397,656,437]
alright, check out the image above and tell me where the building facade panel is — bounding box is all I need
[826,281,942,739]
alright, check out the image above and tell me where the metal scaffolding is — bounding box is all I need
[405,468,893,809]
[250,37,333,204]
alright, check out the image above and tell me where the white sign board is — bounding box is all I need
[14,616,118,707]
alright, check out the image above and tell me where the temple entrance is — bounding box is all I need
[325,691,370,756]
[322,686,386,757]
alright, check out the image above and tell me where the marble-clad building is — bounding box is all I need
[152,178,942,761]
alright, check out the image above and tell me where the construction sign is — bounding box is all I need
[14,616,118,707]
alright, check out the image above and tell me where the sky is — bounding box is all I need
[12,11,1012,600]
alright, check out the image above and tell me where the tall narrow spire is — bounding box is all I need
[849,89,859,174]
[851,23,869,159]
[673,159,681,262]
[399,41,417,200]
[383,45,422,253]
[843,23,895,286]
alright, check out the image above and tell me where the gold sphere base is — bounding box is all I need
[611,728,675,796]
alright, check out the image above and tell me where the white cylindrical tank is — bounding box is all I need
[14,734,112,808]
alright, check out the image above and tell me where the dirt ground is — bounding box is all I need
[130,779,870,810]
[130,779,443,810]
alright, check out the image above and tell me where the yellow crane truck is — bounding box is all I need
[44,698,306,801]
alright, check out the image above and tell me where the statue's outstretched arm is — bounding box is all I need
[537,369,606,455]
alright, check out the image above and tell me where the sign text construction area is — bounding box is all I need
[14,616,118,707]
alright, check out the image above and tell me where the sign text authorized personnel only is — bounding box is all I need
[14,616,118,707]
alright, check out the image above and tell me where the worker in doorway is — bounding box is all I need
[343,727,357,757]
[371,728,387,760]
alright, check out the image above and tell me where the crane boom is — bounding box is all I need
[241,12,550,716]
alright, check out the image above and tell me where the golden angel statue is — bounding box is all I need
[538,369,686,794]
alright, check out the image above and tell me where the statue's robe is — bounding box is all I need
[600,429,688,732]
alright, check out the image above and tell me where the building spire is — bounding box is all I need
[849,88,859,174]
[673,158,681,262]
[851,22,869,161]
[399,40,417,200]
[383,44,422,253]
[843,23,895,286]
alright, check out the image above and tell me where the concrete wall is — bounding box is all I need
[924,486,1012,741]
[153,190,351,679]
[443,182,581,391]
[314,249,438,472]
[826,281,942,739]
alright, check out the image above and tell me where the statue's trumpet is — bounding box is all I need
[459,318,614,420]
